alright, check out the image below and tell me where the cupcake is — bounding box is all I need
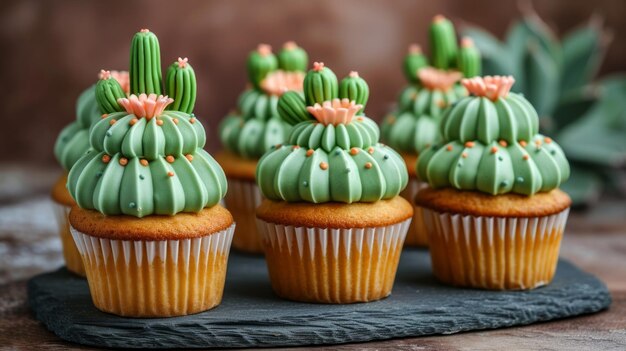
[416,76,571,290]
[381,15,481,246]
[67,29,233,317]
[256,63,412,303]
[216,42,308,253]
[53,70,129,276]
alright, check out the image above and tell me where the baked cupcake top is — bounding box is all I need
[54,70,129,171]
[417,76,570,195]
[68,29,226,217]
[382,15,481,155]
[219,42,308,159]
[256,63,408,203]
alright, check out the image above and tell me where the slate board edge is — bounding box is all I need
[27,261,612,349]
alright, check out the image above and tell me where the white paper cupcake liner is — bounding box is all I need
[70,223,235,317]
[422,207,570,290]
[52,203,85,276]
[256,218,411,303]
[223,177,264,253]
[400,178,430,246]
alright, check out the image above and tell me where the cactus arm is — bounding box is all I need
[165,57,197,113]
[303,62,338,106]
[278,41,309,72]
[277,91,311,125]
[95,70,126,114]
[129,29,163,95]
[429,15,459,69]
[339,71,369,114]
[458,37,482,78]
[403,44,428,83]
[247,44,278,90]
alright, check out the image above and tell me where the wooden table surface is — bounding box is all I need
[0,164,625,350]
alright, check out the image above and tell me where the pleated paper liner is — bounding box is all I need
[257,219,411,303]
[52,203,85,276]
[422,208,570,290]
[224,178,264,253]
[70,224,235,317]
[400,178,429,247]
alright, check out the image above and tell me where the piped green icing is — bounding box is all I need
[95,74,125,114]
[220,43,310,159]
[68,30,226,217]
[257,65,408,203]
[165,58,197,113]
[417,85,570,195]
[339,73,369,114]
[382,15,481,155]
[130,29,163,95]
[304,64,338,106]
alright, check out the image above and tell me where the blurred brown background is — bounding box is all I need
[0,0,624,167]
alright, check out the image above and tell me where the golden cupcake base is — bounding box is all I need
[71,224,235,317]
[400,178,429,247]
[257,219,410,303]
[423,208,569,290]
[224,178,264,254]
[53,204,86,276]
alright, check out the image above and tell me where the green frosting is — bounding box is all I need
[68,30,225,217]
[381,84,466,154]
[257,65,409,204]
[54,85,101,171]
[68,111,226,217]
[219,43,310,159]
[382,16,481,156]
[417,91,570,195]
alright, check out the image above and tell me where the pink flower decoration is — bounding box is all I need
[257,44,272,57]
[408,43,422,54]
[313,62,325,72]
[117,94,173,119]
[283,41,298,50]
[260,70,305,96]
[306,98,363,126]
[461,76,516,101]
[418,67,462,91]
[177,57,188,68]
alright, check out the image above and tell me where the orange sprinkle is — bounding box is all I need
[350,147,359,155]
[544,137,552,144]
[387,115,396,124]
[319,162,328,170]
[368,147,375,154]
[364,162,373,169]
[101,114,108,119]
[119,157,128,166]
[461,152,468,158]
[292,145,300,150]
[167,171,175,177]
[173,118,179,125]
[499,140,508,147]
[519,140,527,147]
[275,144,282,149]
[185,154,193,162]
[129,118,138,126]
[357,117,364,121]
[446,145,453,151]
[166,155,175,163]
[535,139,542,147]
[523,154,530,160]
[437,100,446,108]
[189,118,196,124]
[102,155,111,163]
[490,146,498,154]
[157,119,164,126]
[109,119,117,126]
[465,141,475,148]
[306,149,314,157]
[140,159,149,166]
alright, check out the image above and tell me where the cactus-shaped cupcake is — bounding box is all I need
[67,29,233,317]
[216,42,309,253]
[416,75,571,290]
[381,15,482,247]
[255,62,412,303]
[52,69,129,277]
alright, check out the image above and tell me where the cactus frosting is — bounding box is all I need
[256,64,408,203]
[130,29,163,95]
[382,15,481,156]
[68,30,226,217]
[417,76,570,195]
[165,57,197,113]
[55,71,130,171]
[219,42,309,159]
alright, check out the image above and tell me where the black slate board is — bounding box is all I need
[28,249,611,349]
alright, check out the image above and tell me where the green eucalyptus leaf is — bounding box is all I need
[561,23,607,95]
